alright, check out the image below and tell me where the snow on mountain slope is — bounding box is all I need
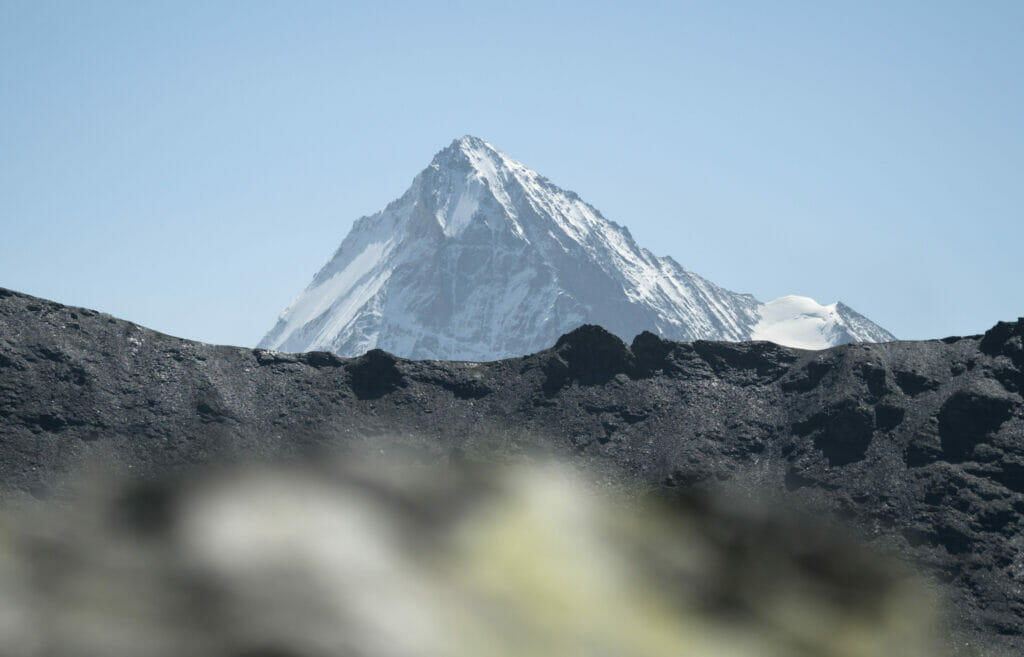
[750,296,890,350]
[259,136,895,359]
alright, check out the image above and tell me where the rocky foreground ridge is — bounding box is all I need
[1,286,1023,653]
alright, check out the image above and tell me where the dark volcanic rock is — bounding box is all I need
[794,399,876,467]
[1,287,1024,653]
[347,349,406,400]
[938,383,1016,462]
[692,339,797,384]
[980,318,1024,366]
[630,331,672,377]
[895,368,942,396]
[553,324,634,385]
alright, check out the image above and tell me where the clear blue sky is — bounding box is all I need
[2,1,1022,347]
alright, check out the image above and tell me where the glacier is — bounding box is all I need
[259,136,895,360]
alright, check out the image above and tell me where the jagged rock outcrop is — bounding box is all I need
[1,286,1022,653]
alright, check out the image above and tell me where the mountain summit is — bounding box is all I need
[259,136,894,360]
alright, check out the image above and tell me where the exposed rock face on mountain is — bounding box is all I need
[1,286,1022,653]
[259,136,894,360]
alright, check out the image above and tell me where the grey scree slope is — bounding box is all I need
[259,136,894,360]
[2,286,1024,653]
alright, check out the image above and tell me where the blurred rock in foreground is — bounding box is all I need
[0,461,945,657]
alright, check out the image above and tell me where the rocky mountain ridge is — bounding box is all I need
[1,286,1022,653]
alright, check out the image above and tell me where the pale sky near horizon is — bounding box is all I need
[2,2,1022,347]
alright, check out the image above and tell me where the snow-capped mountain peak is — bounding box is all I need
[751,295,882,350]
[259,138,895,360]
[427,136,524,237]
